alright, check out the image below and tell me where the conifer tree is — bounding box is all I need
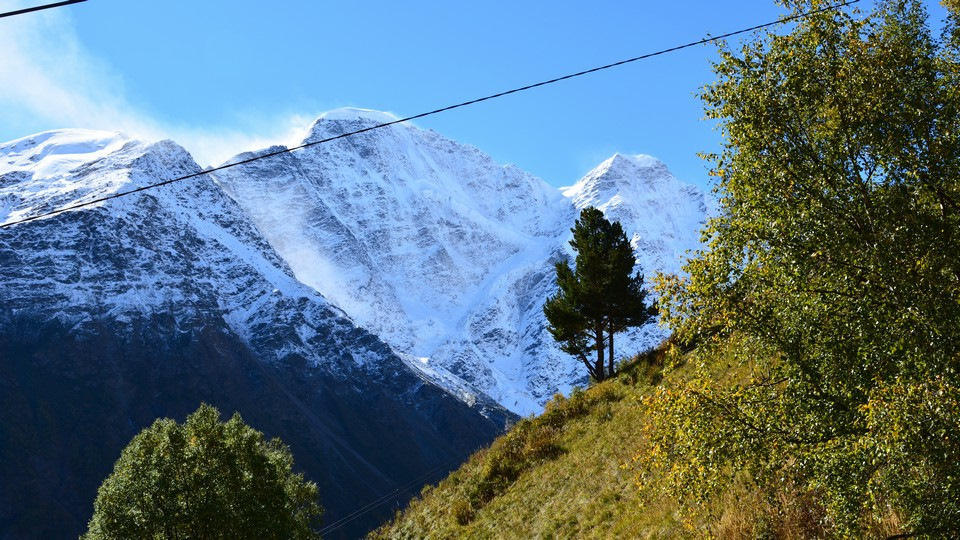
[544,207,656,381]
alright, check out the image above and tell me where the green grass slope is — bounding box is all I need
[369,347,691,539]
[369,339,865,540]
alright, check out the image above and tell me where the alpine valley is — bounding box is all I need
[0,108,708,538]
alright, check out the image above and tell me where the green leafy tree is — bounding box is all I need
[83,404,322,539]
[642,0,960,535]
[544,207,656,382]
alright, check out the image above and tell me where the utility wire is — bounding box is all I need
[317,458,459,536]
[0,0,859,229]
[0,0,86,19]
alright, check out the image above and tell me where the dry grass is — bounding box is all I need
[369,340,877,539]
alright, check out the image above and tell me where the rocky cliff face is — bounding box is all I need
[213,109,710,415]
[0,130,511,539]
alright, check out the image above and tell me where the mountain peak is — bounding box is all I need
[599,153,671,181]
[562,153,674,210]
[561,152,708,282]
[317,107,400,124]
[305,108,402,141]
[0,129,130,177]
[0,131,200,227]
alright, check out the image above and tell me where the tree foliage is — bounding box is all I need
[544,207,656,382]
[642,0,960,535]
[83,404,322,539]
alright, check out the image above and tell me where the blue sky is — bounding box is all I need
[0,1,949,189]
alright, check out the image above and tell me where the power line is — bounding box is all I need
[0,0,859,230]
[0,0,86,19]
[317,457,459,536]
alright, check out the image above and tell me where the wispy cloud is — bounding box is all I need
[0,5,313,166]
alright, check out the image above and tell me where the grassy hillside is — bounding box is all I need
[370,344,705,539]
[370,339,908,539]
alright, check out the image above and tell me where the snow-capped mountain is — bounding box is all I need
[0,129,510,539]
[0,112,710,536]
[563,152,709,281]
[213,108,710,415]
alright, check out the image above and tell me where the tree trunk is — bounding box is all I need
[607,323,615,379]
[595,325,605,382]
[578,352,601,382]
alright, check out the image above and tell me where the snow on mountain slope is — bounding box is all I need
[0,129,518,428]
[1,130,131,225]
[0,129,310,329]
[563,153,709,281]
[0,129,511,538]
[0,127,511,401]
[213,109,710,415]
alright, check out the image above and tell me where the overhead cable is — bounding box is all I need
[317,459,458,536]
[0,0,859,229]
[0,0,87,19]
